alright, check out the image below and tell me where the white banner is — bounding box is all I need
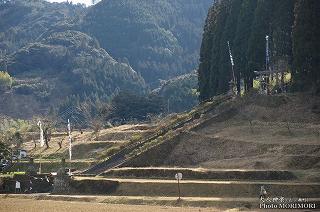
[68,119,72,161]
[37,121,44,147]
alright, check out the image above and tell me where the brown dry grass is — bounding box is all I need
[17,94,320,175]
[22,124,151,159]
[199,120,320,145]
[0,198,220,212]
[123,94,320,171]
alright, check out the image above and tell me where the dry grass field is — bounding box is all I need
[123,94,320,171]
[2,94,319,210]
[24,124,151,160]
[18,93,320,174]
[0,198,223,212]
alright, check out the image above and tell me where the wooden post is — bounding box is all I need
[175,172,182,200]
[177,178,181,200]
[39,154,42,174]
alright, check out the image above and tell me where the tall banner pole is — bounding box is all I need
[37,121,44,174]
[266,35,270,75]
[67,119,72,176]
[227,41,237,95]
[266,35,271,94]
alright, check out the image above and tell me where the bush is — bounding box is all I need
[0,71,13,92]
[107,91,165,122]
[130,133,142,143]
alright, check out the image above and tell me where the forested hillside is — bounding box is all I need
[153,71,198,113]
[9,30,146,98]
[0,0,85,53]
[198,0,320,101]
[82,0,212,84]
[0,0,213,119]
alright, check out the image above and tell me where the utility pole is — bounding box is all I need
[67,119,72,176]
[167,98,170,114]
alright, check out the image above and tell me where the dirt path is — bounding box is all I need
[0,194,258,202]
[0,198,222,212]
[2,194,319,211]
[189,130,320,145]
[75,177,320,185]
[106,167,293,171]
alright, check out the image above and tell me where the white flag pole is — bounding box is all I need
[67,119,72,176]
[227,41,237,95]
[37,121,44,147]
[265,35,271,94]
[266,35,270,73]
[37,121,44,174]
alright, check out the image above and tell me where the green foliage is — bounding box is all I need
[107,91,165,122]
[0,71,12,91]
[97,145,122,160]
[199,0,319,101]
[8,131,23,148]
[198,1,231,101]
[233,0,257,92]
[0,118,33,134]
[131,133,143,143]
[57,94,105,129]
[0,141,10,159]
[246,0,274,89]
[82,0,212,83]
[8,30,146,105]
[0,118,36,150]
[0,0,85,53]
[155,72,198,113]
[0,0,213,86]
[218,0,244,94]
[0,0,214,120]
[292,0,320,92]
[271,0,294,65]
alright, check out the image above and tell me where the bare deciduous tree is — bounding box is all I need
[57,137,64,150]
[43,127,51,149]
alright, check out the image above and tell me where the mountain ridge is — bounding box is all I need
[0,0,213,118]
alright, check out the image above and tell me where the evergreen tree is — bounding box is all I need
[218,0,243,94]
[107,91,165,122]
[246,0,274,90]
[198,5,216,101]
[207,1,229,97]
[292,0,320,92]
[198,0,320,100]
[271,0,294,69]
[198,1,230,101]
[233,0,257,92]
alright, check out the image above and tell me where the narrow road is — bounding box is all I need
[0,197,221,212]
[74,177,320,185]
[2,194,320,203]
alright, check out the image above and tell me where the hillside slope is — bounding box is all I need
[0,0,84,53]
[0,0,213,118]
[82,0,212,83]
[14,93,320,181]
[152,71,198,113]
[1,30,145,118]
[122,93,320,171]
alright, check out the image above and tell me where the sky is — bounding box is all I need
[47,0,94,6]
